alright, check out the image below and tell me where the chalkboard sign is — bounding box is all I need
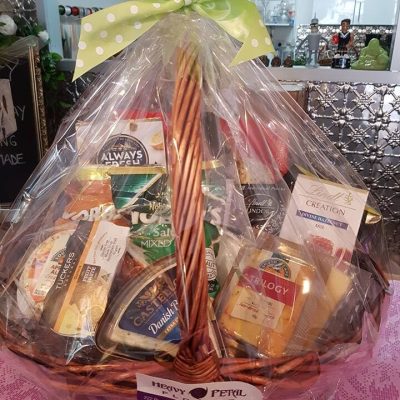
[0,46,47,205]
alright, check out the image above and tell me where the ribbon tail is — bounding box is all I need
[194,1,274,67]
[230,36,274,66]
[73,41,136,81]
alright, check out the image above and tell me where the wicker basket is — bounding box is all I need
[0,46,389,398]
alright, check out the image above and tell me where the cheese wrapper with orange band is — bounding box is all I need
[17,228,76,319]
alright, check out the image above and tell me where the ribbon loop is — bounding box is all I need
[73,0,274,80]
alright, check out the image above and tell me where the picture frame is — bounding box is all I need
[0,42,48,222]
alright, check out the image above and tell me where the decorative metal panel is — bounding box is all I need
[10,0,37,27]
[307,82,400,254]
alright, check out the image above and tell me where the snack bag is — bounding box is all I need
[0,4,391,400]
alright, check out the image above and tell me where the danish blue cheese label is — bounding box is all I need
[96,261,180,359]
[118,267,180,343]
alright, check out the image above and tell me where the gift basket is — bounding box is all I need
[0,1,392,399]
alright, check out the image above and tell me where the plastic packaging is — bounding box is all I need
[0,12,391,400]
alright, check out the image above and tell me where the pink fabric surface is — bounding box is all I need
[1,282,399,400]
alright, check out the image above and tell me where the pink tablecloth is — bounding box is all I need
[1,282,400,400]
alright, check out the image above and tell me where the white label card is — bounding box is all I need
[280,175,369,256]
[136,373,262,400]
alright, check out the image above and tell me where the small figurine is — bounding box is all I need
[259,55,270,67]
[283,55,294,68]
[296,16,328,68]
[271,56,282,67]
[351,38,389,70]
[333,19,354,55]
[331,18,357,69]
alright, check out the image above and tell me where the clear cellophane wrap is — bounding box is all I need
[0,13,391,400]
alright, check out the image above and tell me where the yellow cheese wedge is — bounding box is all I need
[150,132,164,150]
[292,266,352,351]
[58,304,81,335]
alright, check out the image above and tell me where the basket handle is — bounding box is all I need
[169,46,220,382]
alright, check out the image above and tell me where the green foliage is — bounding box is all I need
[0,34,18,48]
[293,56,306,66]
[40,50,63,91]
[17,20,71,110]
[16,19,45,38]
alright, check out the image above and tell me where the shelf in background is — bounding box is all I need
[59,58,400,86]
[59,58,114,74]
[266,23,292,27]
[269,66,400,85]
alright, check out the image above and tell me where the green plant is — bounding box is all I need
[6,18,73,141]
[40,50,65,98]
[13,20,69,106]
[17,20,43,37]
[293,56,306,66]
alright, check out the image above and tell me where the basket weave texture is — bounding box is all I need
[0,46,388,398]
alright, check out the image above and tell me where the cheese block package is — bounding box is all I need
[17,227,76,319]
[40,220,129,337]
[76,118,167,167]
[216,235,383,362]
[96,259,180,360]
[0,10,392,400]
[218,244,317,358]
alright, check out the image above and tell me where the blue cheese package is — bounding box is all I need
[96,259,180,360]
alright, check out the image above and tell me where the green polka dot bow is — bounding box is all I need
[73,0,274,80]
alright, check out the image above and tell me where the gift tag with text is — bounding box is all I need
[136,373,262,400]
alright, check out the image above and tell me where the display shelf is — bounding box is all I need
[36,0,120,59]
[58,57,113,73]
[255,0,295,26]
[266,23,292,27]
[269,66,400,85]
[58,57,400,85]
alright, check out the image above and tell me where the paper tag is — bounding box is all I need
[0,79,17,141]
[231,286,284,330]
[32,231,71,300]
[280,175,369,256]
[136,374,262,400]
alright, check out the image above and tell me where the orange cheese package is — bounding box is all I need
[53,168,123,226]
